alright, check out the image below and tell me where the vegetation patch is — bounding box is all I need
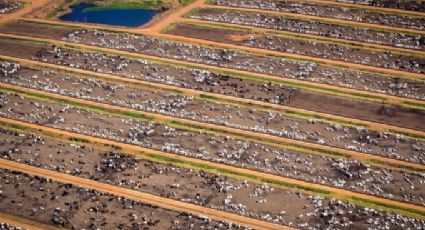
[69,137,90,143]
[350,196,425,219]
[178,0,195,6]
[82,1,163,12]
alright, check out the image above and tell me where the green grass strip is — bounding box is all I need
[0,87,156,121]
[262,178,331,195]
[179,0,196,6]
[69,137,90,143]
[388,129,425,141]
[350,196,425,218]
[368,159,425,173]
[146,153,258,179]
[46,0,79,19]
[8,21,422,111]
[0,122,423,219]
[82,1,163,12]
[192,7,425,37]
[166,120,348,158]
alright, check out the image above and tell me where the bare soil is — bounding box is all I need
[168,23,425,74]
[188,8,425,51]
[0,168,239,229]
[209,0,425,30]
[0,37,423,132]
[2,65,424,165]
[332,0,425,12]
[1,93,425,207]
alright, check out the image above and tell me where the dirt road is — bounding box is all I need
[0,0,423,228]
[2,54,424,141]
[0,0,51,24]
[271,0,425,17]
[0,212,60,230]
[204,4,425,36]
[0,117,424,219]
[7,18,424,81]
[0,158,293,230]
[2,82,425,172]
[22,17,425,58]
[1,32,424,114]
[152,18,425,80]
[146,0,205,32]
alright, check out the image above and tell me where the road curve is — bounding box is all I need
[146,0,205,32]
[0,0,51,24]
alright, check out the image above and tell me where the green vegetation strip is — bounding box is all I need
[350,196,425,218]
[166,120,347,158]
[1,122,424,219]
[388,129,425,142]
[179,0,196,6]
[204,0,425,18]
[196,93,368,128]
[3,85,425,172]
[82,1,164,12]
[8,21,424,111]
[368,159,425,174]
[172,21,425,58]
[46,0,79,19]
[0,87,156,121]
[191,6,425,37]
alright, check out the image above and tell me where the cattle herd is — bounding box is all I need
[0,0,424,229]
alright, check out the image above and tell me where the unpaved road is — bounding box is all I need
[22,17,425,58]
[0,32,424,112]
[2,54,424,141]
[0,158,292,230]
[1,0,424,228]
[151,18,425,80]
[6,18,425,79]
[274,0,425,17]
[0,212,60,230]
[146,0,205,32]
[203,4,425,36]
[2,82,425,172]
[0,0,51,24]
[0,117,424,219]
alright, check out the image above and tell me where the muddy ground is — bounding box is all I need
[0,37,423,131]
[167,23,425,74]
[1,62,425,166]
[2,21,425,102]
[332,0,425,12]
[1,93,425,206]
[209,0,425,30]
[188,8,425,51]
[0,168,241,229]
[1,127,425,228]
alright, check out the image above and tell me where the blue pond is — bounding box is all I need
[59,3,159,27]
